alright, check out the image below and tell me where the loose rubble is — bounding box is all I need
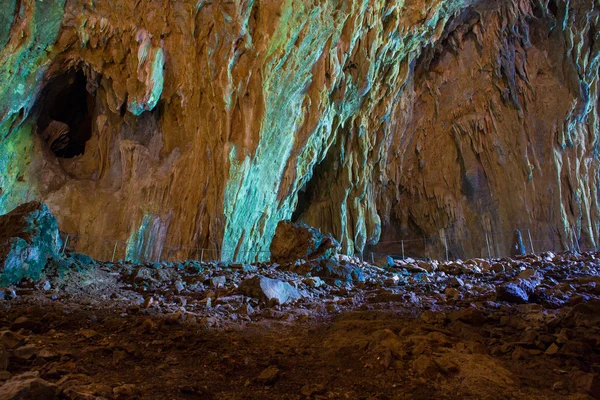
[0,234,600,398]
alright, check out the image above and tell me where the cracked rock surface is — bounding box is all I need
[1,1,600,262]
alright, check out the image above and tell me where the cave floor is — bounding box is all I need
[0,252,599,399]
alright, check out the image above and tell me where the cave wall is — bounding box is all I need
[376,0,600,259]
[0,0,598,262]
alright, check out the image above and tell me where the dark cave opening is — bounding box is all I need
[292,156,331,223]
[292,184,313,222]
[35,69,95,159]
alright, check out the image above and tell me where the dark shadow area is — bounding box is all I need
[35,69,95,158]
[291,158,329,223]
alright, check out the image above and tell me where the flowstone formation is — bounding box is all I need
[0,0,599,262]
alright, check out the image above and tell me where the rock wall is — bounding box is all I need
[0,0,599,262]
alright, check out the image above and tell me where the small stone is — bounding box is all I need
[449,308,485,326]
[141,319,156,333]
[304,276,325,288]
[435,357,459,374]
[238,304,254,316]
[37,348,59,360]
[450,277,464,287]
[210,276,227,288]
[545,343,559,356]
[13,344,39,361]
[174,280,185,293]
[113,384,136,398]
[78,329,98,339]
[256,365,280,384]
[491,263,504,273]
[571,372,600,398]
[511,346,529,361]
[11,316,42,333]
[497,283,529,304]
[301,383,327,397]
[0,377,59,399]
[412,355,440,376]
[239,276,301,305]
[143,296,154,309]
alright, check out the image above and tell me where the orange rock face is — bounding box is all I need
[0,0,599,261]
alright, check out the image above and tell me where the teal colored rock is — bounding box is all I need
[318,259,365,283]
[282,259,364,284]
[238,276,301,305]
[0,202,62,286]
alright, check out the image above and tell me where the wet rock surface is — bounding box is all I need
[0,250,599,399]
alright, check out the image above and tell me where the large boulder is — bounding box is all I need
[496,269,543,304]
[0,202,62,286]
[270,221,340,264]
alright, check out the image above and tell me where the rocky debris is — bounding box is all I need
[0,202,62,286]
[0,331,24,350]
[281,257,364,284]
[571,372,600,398]
[0,228,598,399]
[13,344,39,361]
[270,221,340,264]
[412,355,440,376]
[239,276,301,305]
[497,283,530,304]
[0,375,59,399]
[497,269,543,304]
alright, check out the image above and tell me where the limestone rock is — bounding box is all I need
[270,221,340,264]
[0,202,62,286]
[0,331,24,350]
[0,1,599,263]
[412,355,440,376]
[497,270,543,304]
[238,276,301,305]
[497,283,530,304]
[256,366,280,385]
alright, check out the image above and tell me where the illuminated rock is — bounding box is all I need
[238,276,301,305]
[0,1,599,262]
[270,221,340,264]
[0,202,62,286]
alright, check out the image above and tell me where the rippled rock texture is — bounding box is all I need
[0,0,599,262]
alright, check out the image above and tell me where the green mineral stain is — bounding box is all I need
[222,0,473,261]
[0,0,66,128]
[128,47,165,116]
[125,214,152,263]
[0,120,38,214]
[0,0,65,211]
[0,0,16,50]
[222,0,345,262]
[125,213,167,262]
